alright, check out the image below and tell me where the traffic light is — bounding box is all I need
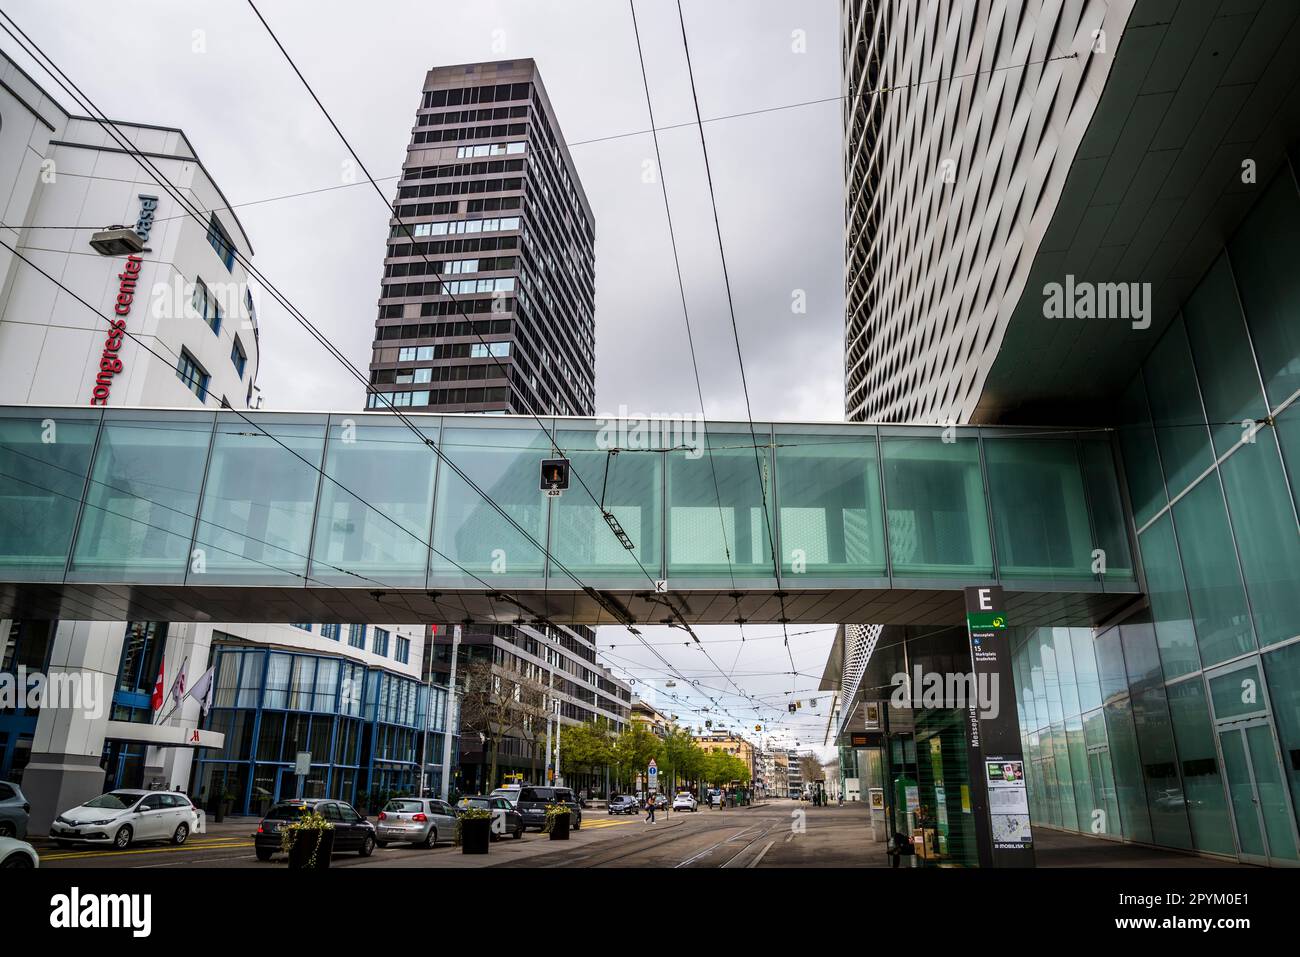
[540,458,570,491]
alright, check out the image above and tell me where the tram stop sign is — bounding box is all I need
[540,458,570,494]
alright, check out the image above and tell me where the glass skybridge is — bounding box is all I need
[0,407,1141,626]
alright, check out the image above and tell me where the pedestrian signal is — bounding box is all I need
[540,457,570,491]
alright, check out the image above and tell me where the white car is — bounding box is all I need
[51,789,203,849]
[0,835,38,868]
[672,793,698,812]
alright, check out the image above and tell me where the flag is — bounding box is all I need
[186,666,216,717]
[168,657,188,709]
[150,655,166,713]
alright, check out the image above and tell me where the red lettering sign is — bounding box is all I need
[90,255,142,406]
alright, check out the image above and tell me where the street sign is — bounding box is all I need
[647,759,658,791]
[962,585,1034,868]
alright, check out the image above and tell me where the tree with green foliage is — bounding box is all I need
[661,725,705,795]
[613,723,662,792]
[562,717,617,785]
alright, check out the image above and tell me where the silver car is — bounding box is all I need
[51,789,201,849]
[0,781,29,840]
[375,797,457,848]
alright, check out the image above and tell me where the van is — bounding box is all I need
[515,786,582,831]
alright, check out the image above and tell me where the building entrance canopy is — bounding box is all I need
[0,406,1140,625]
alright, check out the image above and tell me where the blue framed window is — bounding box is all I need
[176,348,210,402]
[231,336,247,378]
[320,623,340,640]
[207,214,237,271]
[290,623,312,632]
[396,636,410,664]
[348,624,366,649]
[244,287,257,325]
[192,279,222,334]
[373,628,390,657]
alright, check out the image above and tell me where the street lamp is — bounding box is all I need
[88,225,145,256]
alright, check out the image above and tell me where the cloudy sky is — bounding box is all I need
[4,0,843,754]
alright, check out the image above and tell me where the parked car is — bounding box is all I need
[516,786,582,831]
[0,835,38,868]
[253,798,376,861]
[376,797,457,848]
[488,785,522,807]
[51,789,200,849]
[0,781,30,839]
[672,792,698,812]
[455,795,524,839]
[607,794,640,815]
[651,793,668,809]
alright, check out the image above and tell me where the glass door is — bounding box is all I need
[1216,721,1299,865]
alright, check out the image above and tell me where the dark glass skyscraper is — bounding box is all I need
[367,59,596,417]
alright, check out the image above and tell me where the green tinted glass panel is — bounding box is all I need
[1262,643,1300,830]
[1245,723,1298,861]
[1173,478,1254,667]
[1166,678,1235,855]
[1138,514,1199,678]
[1117,375,1166,527]
[70,411,213,582]
[1079,438,1134,580]
[775,430,885,576]
[1208,662,1266,722]
[550,428,661,579]
[1094,627,1128,703]
[880,434,992,577]
[667,430,775,578]
[1219,431,1300,647]
[1278,402,1300,504]
[1229,170,1300,406]
[0,410,99,581]
[1071,628,1103,713]
[193,414,326,585]
[313,417,437,586]
[1065,715,1092,831]
[985,438,1093,580]
[1103,694,1152,843]
[1219,728,1266,857]
[1040,628,1064,726]
[1053,627,1081,719]
[1183,254,1269,455]
[431,425,550,581]
[1144,320,1213,496]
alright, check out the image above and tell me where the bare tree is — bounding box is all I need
[514,672,552,782]
[458,659,518,790]
[798,752,825,785]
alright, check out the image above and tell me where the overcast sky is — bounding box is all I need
[4,0,843,754]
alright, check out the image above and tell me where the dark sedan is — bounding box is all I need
[607,794,640,815]
[455,795,524,840]
[253,799,376,861]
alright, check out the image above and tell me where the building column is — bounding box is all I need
[21,620,125,834]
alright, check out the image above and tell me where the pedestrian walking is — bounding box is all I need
[645,792,656,823]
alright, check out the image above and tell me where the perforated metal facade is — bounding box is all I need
[843,0,1136,424]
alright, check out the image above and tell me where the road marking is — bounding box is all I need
[41,840,254,862]
[785,833,794,843]
[675,824,760,868]
[747,840,776,868]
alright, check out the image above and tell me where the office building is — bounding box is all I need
[367,59,596,416]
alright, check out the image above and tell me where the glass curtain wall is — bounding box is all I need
[1025,162,1300,864]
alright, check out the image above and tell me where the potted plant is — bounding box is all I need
[280,810,335,869]
[456,807,492,854]
[544,803,571,840]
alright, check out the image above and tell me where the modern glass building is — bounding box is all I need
[827,0,1300,866]
[191,641,458,817]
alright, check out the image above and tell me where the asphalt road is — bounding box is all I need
[32,800,879,869]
